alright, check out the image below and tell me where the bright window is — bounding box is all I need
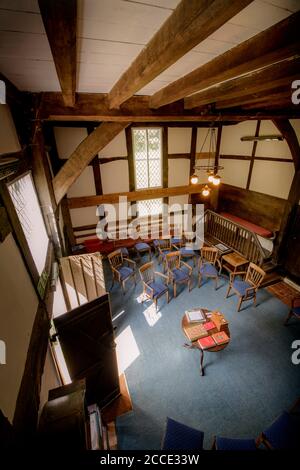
[132,128,163,216]
[8,172,49,275]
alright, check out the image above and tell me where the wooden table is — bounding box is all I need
[221,252,249,275]
[182,309,230,376]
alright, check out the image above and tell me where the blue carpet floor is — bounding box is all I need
[104,255,300,450]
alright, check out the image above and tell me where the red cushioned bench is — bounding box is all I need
[219,212,273,239]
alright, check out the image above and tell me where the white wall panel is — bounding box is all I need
[220,121,257,156]
[98,130,127,157]
[70,206,99,227]
[221,159,250,188]
[256,121,292,159]
[290,119,300,145]
[67,167,96,198]
[101,160,129,193]
[54,127,88,159]
[168,158,189,186]
[168,128,192,154]
[250,160,294,199]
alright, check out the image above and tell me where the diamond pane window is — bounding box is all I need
[137,198,163,217]
[132,128,162,190]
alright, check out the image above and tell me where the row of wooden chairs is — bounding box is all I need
[108,246,266,311]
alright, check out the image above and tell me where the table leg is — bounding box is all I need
[200,349,204,376]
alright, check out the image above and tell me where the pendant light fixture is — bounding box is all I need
[201,184,211,197]
[191,126,223,186]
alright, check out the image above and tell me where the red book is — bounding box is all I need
[198,335,216,350]
[203,321,217,331]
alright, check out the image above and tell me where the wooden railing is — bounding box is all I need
[204,210,267,266]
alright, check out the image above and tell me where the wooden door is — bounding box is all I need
[53,294,120,408]
[284,206,300,280]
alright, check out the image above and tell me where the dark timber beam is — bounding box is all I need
[107,0,253,109]
[184,57,300,109]
[150,11,300,108]
[38,0,77,107]
[215,86,289,110]
[39,92,300,122]
[53,122,130,204]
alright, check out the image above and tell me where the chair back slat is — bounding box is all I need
[139,262,154,283]
[200,246,218,264]
[165,251,180,271]
[108,249,123,268]
[246,262,266,287]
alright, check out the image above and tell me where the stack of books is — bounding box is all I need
[185,308,206,323]
[183,323,208,342]
[211,311,229,331]
[197,331,229,350]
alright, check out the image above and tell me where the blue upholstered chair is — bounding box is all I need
[139,262,169,310]
[226,262,266,311]
[135,242,151,261]
[259,411,300,450]
[173,236,197,267]
[120,246,129,257]
[170,237,183,248]
[214,436,257,450]
[157,239,173,269]
[198,246,221,289]
[285,296,300,325]
[165,251,193,298]
[161,417,204,450]
[108,249,136,294]
[153,239,166,256]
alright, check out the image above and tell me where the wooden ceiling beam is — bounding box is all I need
[215,86,289,109]
[39,92,300,122]
[38,0,77,107]
[184,57,300,109]
[107,0,253,109]
[53,122,130,204]
[150,11,300,109]
[273,119,300,170]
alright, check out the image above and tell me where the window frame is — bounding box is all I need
[132,127,163,191]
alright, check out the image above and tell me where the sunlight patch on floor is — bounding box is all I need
[115,326,140,375]
[143,303,162,326]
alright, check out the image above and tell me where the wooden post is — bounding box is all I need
[246,120,261,190]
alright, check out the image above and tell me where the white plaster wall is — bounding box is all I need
[168,128,192,154]
[54,127,88,159]
[0,234,39,422]
[290,119,300,144]
[67,166,96,197]
[70,206,99,227]
[0,105,20,154]
[221,159,250,188]
[250,160,294,199]
[220,121,257,156]
[169,195,189,209]
[168,158,189,187]
[256,121,292,159]
[38,346,61,418]
[101,160,129,193]
[196,128,216,153]
[98,130,127,157]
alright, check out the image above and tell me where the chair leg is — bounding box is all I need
[284,310,293,326]
[188,279,192,292]
[174,282,177,298]
[198,274,202,288]
[226,284,231,298]
[154,297,157,311]
[166,290,169,303]
[237,296,242,312]
[122,281,125,295]
[253,294,257,307]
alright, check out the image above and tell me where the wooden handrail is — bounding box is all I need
[204,210,266,265]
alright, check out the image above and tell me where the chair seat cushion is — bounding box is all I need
[263,411,300,449]
[233,279,254,297]
[199,263,218,276]
[120,247,129,257]
[171,237,182,245]
[117,266,134,280]
[292,306,300,316]
[135,242,150,251]
[162,417,204,450]
[216,437,257,450]
[153,239,165,247]
[180,248,195,256]
[147,281,168,298]
[172,268,189,282]
[161,250,172,258]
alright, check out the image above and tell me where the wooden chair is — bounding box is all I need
[108,249,136,294]
[198,246,222,289]
[165,251,193,298]
[157,239,173,269]
[226,262,266,311]
[285,296,300,325]
[139,262,169,310]
[135,242,151,261]
[173,235,197,267]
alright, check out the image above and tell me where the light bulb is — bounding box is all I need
[212,174,221,186]
[190,174,198,185]
[202,185,210,197]
[208,172,214,183]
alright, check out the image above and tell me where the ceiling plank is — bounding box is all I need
[38,0,77,107]
[39,92,300,122]
[107,0,254,109]
[53,122,130,204]
[184,57,300,109]
[150,11,300,109]
[215,86,289,110]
